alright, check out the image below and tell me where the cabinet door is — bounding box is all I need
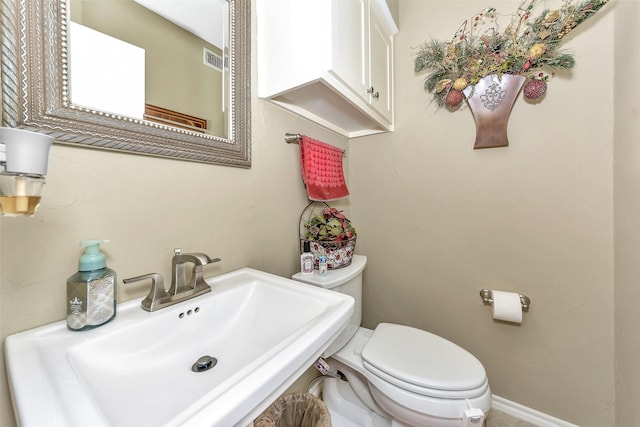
[330,0,368,102]
[368,0,393,122]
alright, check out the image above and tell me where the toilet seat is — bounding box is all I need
[361,323,488,399]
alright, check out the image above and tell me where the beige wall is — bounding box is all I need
[1,1,633,427]
[350,1,615,426]
[614,1,640,426]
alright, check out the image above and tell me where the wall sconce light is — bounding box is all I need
[0,127,53,217]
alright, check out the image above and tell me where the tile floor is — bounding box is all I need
[486,409,539,427]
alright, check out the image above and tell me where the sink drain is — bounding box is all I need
[192,355,217,372]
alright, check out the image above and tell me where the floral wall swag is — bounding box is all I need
[414,0,610,109]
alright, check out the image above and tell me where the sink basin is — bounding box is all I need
[5,268,354,427]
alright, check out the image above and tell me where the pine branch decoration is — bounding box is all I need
[414,0,609,109]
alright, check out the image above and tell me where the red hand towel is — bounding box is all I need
[299,135,349,201]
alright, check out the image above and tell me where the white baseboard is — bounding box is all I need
[492,395,579,427]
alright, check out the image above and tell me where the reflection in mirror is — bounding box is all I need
[0,0,250,167]
[69,0,230,138]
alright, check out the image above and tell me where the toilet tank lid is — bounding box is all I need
[292,255,367,289]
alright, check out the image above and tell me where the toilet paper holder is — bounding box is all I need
[479,289,530,312]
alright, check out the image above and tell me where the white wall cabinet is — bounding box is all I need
[257,0,398,138]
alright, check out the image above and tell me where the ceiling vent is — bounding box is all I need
[203,47,228,71]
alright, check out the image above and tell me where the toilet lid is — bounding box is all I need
[361,323,487,393]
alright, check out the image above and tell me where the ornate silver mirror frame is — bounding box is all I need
[0,0,251,167]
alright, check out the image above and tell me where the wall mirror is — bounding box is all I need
[0,0,251,167]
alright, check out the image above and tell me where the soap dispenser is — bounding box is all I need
[67,240,117,331]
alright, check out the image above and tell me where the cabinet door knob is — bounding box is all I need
[367,87,380,99]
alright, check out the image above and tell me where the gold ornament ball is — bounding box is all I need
[453,78,468,91]
[528,43,546,59]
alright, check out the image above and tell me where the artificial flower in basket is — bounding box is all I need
[413,0,609,109]
[302,205,356,269]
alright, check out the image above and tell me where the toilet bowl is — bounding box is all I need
[292,255,491,426]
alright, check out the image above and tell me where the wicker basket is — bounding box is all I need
[299,201,356,270]
[300,236,356,270]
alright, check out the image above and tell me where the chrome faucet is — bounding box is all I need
[123,248,221,312]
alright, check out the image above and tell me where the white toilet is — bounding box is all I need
[293,255,491,427]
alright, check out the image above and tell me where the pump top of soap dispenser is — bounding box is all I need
[78,239,109,271]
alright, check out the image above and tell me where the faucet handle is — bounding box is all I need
[123,273,168,312]
[172,248,218,266]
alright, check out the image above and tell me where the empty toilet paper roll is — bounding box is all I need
[491,290,522,323]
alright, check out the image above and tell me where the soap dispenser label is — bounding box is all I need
[67,289,87,330]
[69,297,83,314]
[87,276,115,325]
[67,275,115,329]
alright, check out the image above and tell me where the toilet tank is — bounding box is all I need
[292,255,366,356]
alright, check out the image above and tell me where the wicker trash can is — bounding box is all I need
[254,392,331,427]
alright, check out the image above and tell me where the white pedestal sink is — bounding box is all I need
[5,268,354,427]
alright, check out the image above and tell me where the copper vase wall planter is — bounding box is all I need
[462,74,526,149]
